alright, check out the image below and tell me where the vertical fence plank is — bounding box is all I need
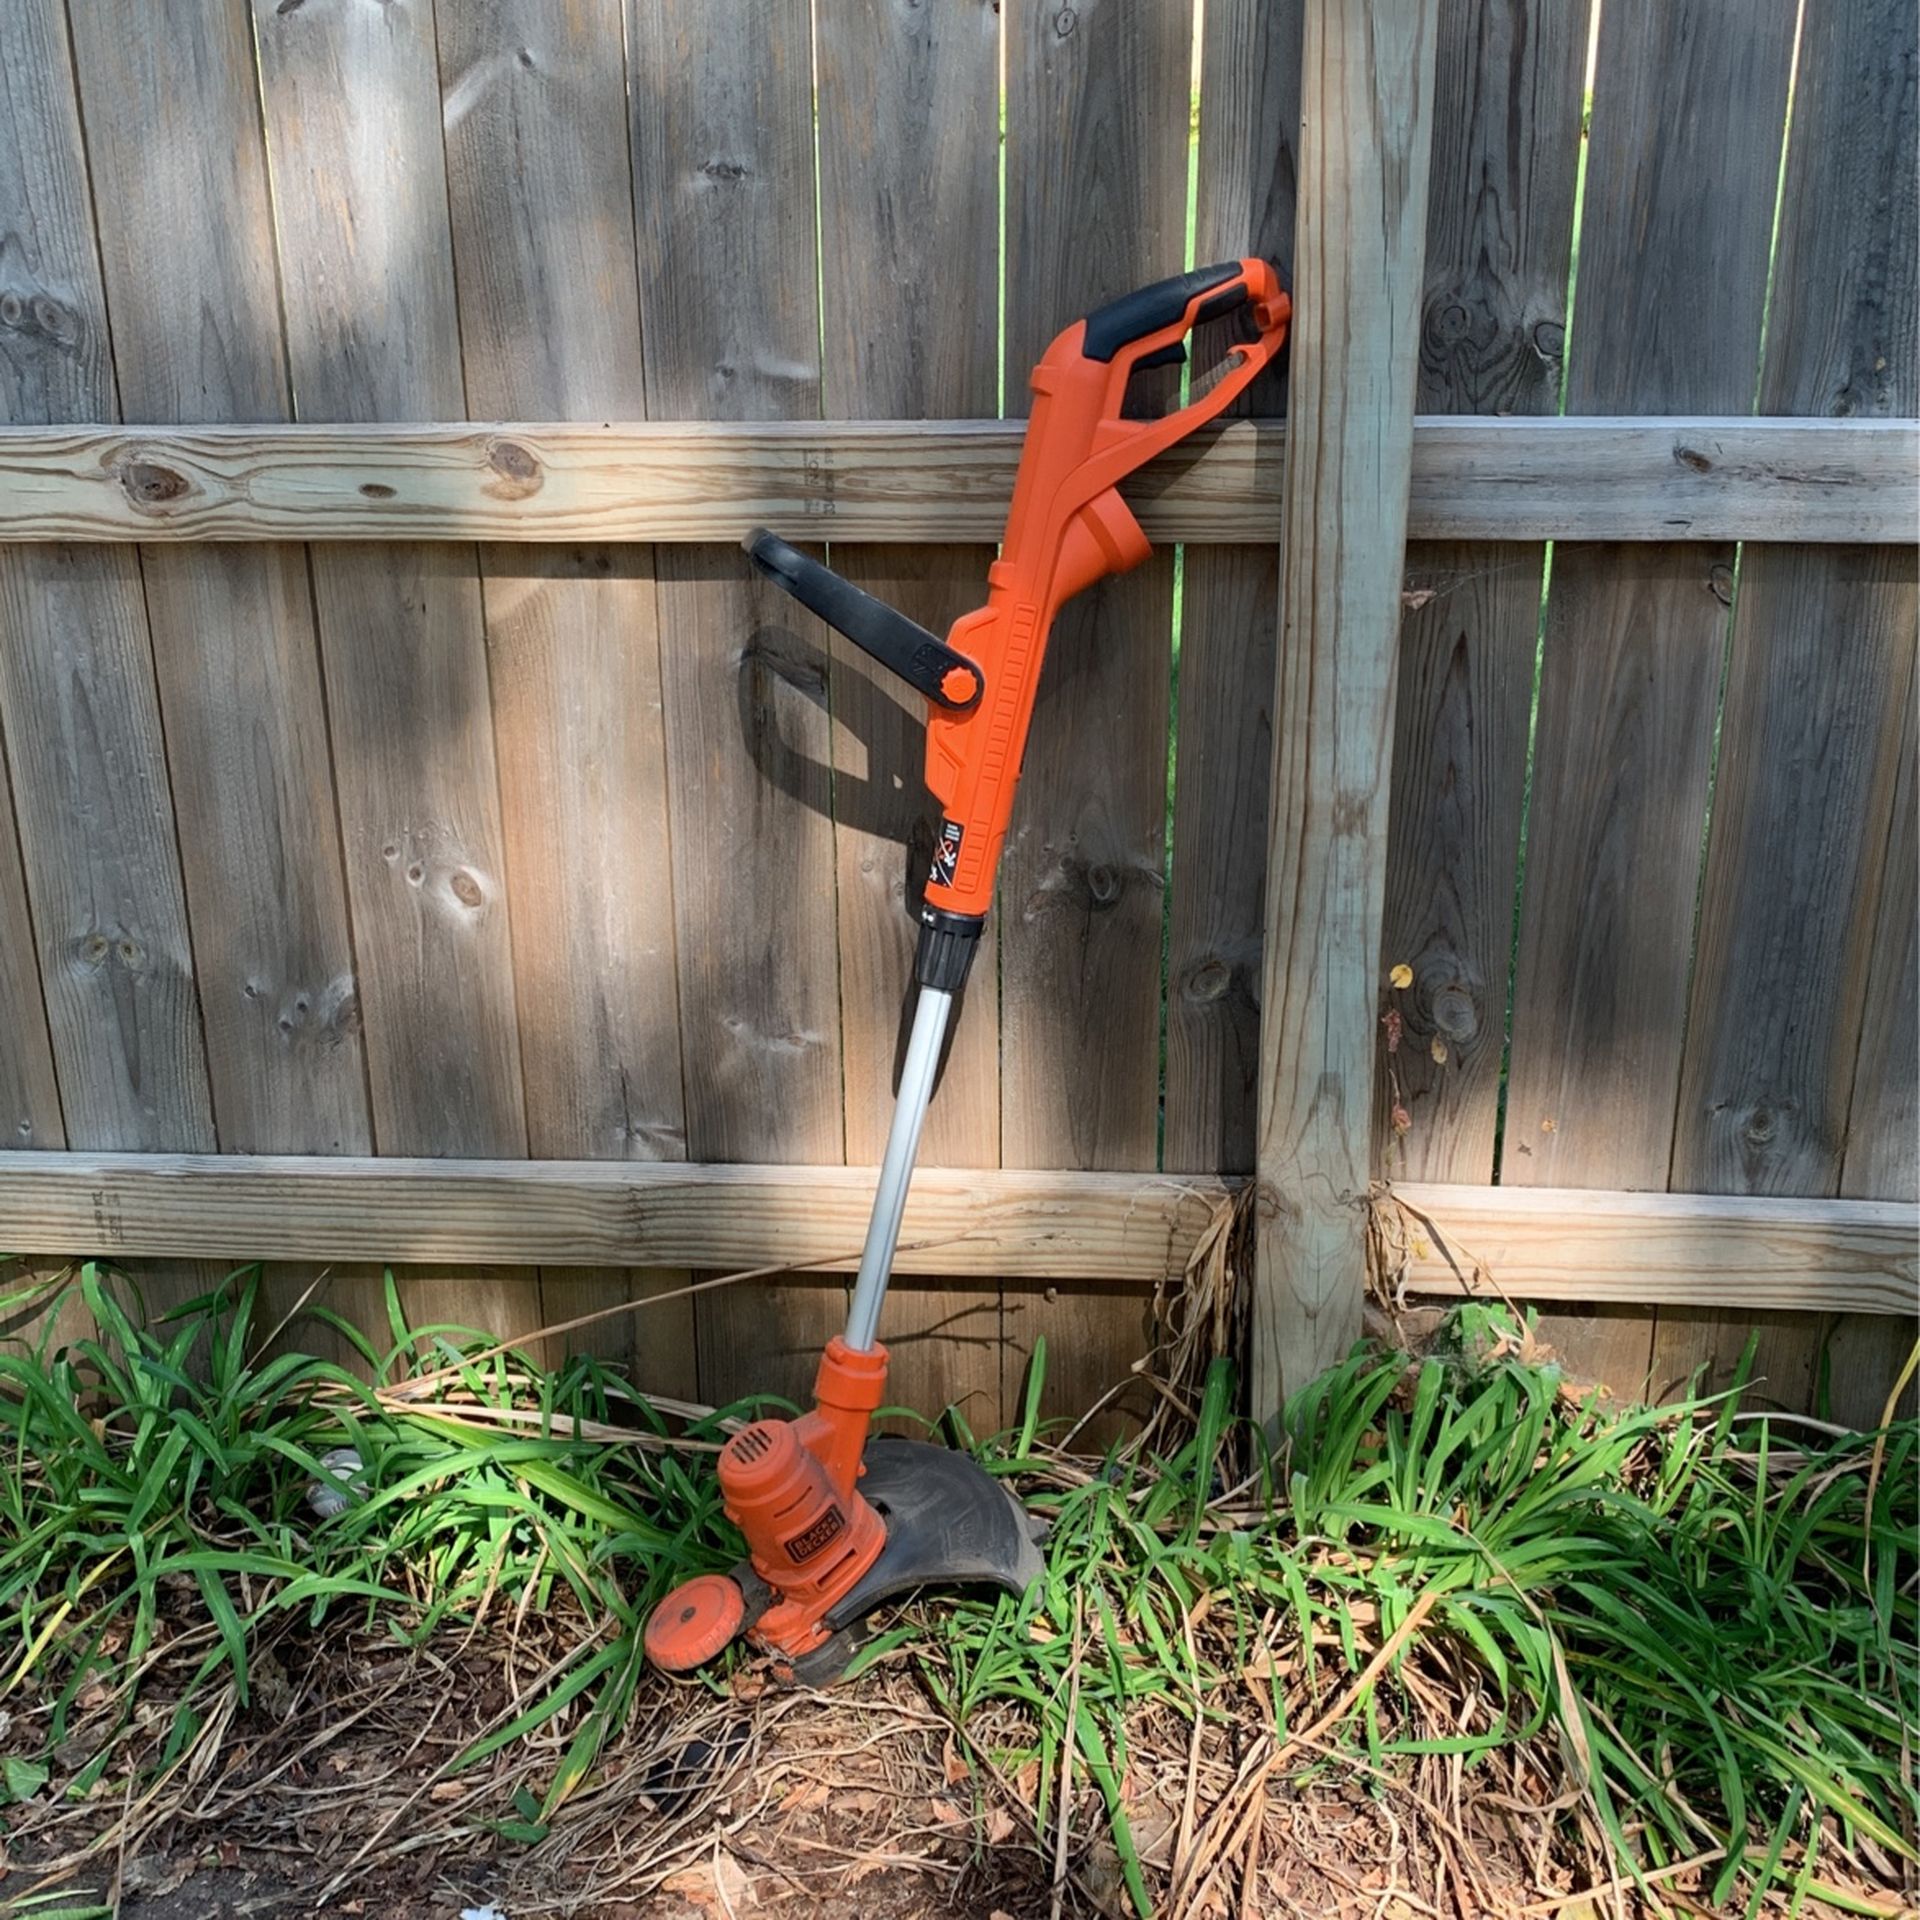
[1663,0,1919,1411]
[0,0,214,1166]
[1002,0,1191,1428]
[1834,691,1918,1426]
[627,0,843,1408]
[1381,0,1583,1182]
[68,0,367,1159]
[1502,0,1796,1398]
[1254,0,1440,1421]
[252,0,533,1343]
[1163,0,1298,1180]
[437,0,695,1398]
[0,739,61,1152]
[0,3,75,1159]
[816,0,1004,1427]
[66,0,379,1360]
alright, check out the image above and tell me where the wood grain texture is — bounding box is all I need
[0,1153,1234,1281]
[67,0,368,1160]
[437,0,693,1391]
[1384,0,1584,1201]
[1253,0,1440,1421]
[3,415,1913,545]
[627,0,843,1408]
[0,723,61,1148]
[1657,0,1920,1409]
[1001,0,1192,1429]
[1391,1183,1915,1316]
[1834,694,1918,1426]
[816,0,1003,1424]
[5,1152,1906,1319]
[1503,543,1725,1187]
[253,0,527,1171]
[0,0,212,1159]
[1507,0,1797,1246]
[1163,0,1298,1179]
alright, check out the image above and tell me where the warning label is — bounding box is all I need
[931,819,965,888]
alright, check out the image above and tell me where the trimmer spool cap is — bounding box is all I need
[642,1572,746,1672]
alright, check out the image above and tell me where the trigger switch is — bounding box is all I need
[1135,340,1186,372]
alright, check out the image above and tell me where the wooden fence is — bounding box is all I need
[0,0,1913,1430]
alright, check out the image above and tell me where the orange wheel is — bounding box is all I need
[644,1574,746,1672]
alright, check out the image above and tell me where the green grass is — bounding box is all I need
[1,1272,1913,1914]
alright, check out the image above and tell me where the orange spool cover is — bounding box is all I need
[643,1572,745,1671]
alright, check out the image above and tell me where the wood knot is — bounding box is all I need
[1531,318,1565,360]
[1084,862,1120,907]
[1184,957,1232,1003]
[119,459,191,508]
[359,481,396,499]
[1430,981,1478,1042]
[700,159,749,183]
[449,870,484,908]
[484,438,542,499]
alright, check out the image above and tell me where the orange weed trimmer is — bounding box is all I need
[644,260,1290,1683]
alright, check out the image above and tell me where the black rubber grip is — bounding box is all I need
[1080,261,1245,362]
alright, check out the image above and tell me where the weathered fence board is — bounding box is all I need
[1163,0,1297,1179]
[1381,0,1585,1192]
[0,0,213,1164]
[1255,0,1440,1417]
[1661,0,1920,1412]
[5,416,1912,546]
[251,0,535,1346]
[816,0,1005,1425]
[628,0,845,1409]
[7,1156,1908,1317]
[438,0,694,1393]
[68,0,368,1162]
[999,0,1193,1428]
[1506,0,1797,1397]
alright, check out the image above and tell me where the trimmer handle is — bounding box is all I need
[749,256,1291,993]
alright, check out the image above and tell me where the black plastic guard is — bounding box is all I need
[829,1437,1044,1631]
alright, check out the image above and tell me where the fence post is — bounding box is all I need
[1253,0,1441,1426]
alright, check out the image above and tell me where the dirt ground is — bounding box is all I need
[0,1612,1586,1920]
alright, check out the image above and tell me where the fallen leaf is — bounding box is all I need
[1389,962,1414,990]
[985,1806,1016,1844]
[1014,1759,1041,1802]
[429,1780,466,1802]
[942,1734,970,1785]
[730,1668,769,1703]
[778,1778,830,1814]
[713,1852,750,1910]
[1430,1035,1448,1064]
[927,1796,966,1826]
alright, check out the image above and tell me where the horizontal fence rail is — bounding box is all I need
[0,417,1911,544]
[2,1155,1911,1315]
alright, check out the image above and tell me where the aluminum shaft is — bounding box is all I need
[843,985,952,1352]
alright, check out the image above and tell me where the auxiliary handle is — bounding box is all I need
[746,256,1290,1001]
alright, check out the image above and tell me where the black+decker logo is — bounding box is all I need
[786,1506,846,1564]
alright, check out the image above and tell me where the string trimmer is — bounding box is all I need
[643,260,1291,1683]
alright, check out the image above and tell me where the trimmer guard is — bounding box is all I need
[732,1436,1045,1685]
